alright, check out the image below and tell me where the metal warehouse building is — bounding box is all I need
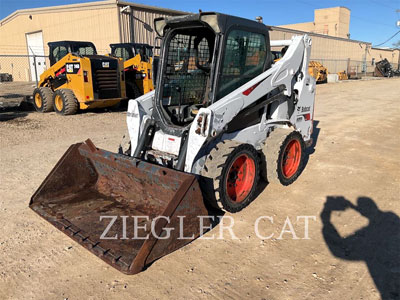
[0,1,398,82]
[0,0,185,81]
[270,26,400,77]
[273,7,399,77]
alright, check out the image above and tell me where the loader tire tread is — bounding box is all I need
[263,128,305,185]
[33,87,54,112]
[201,140,260,213]
[201,140,238,210]
[127,81,142,99]
[54,89,78,115]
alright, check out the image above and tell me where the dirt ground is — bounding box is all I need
[0,78,399,300]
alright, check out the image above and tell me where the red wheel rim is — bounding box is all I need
[226,154,256,203]
[281,139,301,178]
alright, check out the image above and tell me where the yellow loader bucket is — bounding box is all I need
[30,140,210,274]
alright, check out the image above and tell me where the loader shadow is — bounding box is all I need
[321,196,400,300]
[305,119,320,156]
[0,110,28,121]
[296,119,321,178]
[80,100,129,115]
[0,97,36,121]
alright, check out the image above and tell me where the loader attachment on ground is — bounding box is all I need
[30,140,210,274]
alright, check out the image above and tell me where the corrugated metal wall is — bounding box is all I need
[270,27,370,61]
[120,9,133,43]
[270,27,370,74]
[270,26,399,74]
[119,6,184,48]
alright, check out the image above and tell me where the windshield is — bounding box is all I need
[160,27,215,126]
[134,45,153,58]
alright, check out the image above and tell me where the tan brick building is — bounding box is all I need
[0,0,185,81]
[280,7,351,38]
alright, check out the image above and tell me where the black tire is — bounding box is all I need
[200,140,260,213]
[126,81,142,99]
[32,87,54,112]
[53,89,78,115]
[264,128,305,185]
[118,130,131,155]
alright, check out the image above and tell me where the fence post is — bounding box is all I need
[33,54,38,85]
[356,63,358,78]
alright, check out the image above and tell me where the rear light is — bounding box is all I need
[83,71,88,82]
[303,113,311,121]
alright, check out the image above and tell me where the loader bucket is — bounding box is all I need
[30,139,211,274]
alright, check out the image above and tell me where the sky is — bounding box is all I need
[0,0,399,47]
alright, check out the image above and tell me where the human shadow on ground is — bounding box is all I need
[321,196,400,300]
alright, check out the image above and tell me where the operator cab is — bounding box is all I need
[110,43,153,63]
[154,12,271,129]
[48,41,97,66]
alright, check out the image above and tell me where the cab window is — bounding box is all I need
[73,45,96,56]
[114,47,131,61]
[51,46,68,65]
[217,30,267,100]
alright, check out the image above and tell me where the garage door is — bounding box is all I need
[26,31,46,82]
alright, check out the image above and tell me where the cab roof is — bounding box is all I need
[154,12,270,37]
[110,43,152,48]
[48,41,96,49]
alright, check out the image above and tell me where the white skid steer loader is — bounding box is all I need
[122,12,315,211]
[30,12,315,274]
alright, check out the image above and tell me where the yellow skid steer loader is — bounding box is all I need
[110,43,155,99]
[33,41,126,115]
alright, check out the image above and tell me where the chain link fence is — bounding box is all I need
[310,58,399,77]
[0,54,50,84]
[1,54,399,83]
